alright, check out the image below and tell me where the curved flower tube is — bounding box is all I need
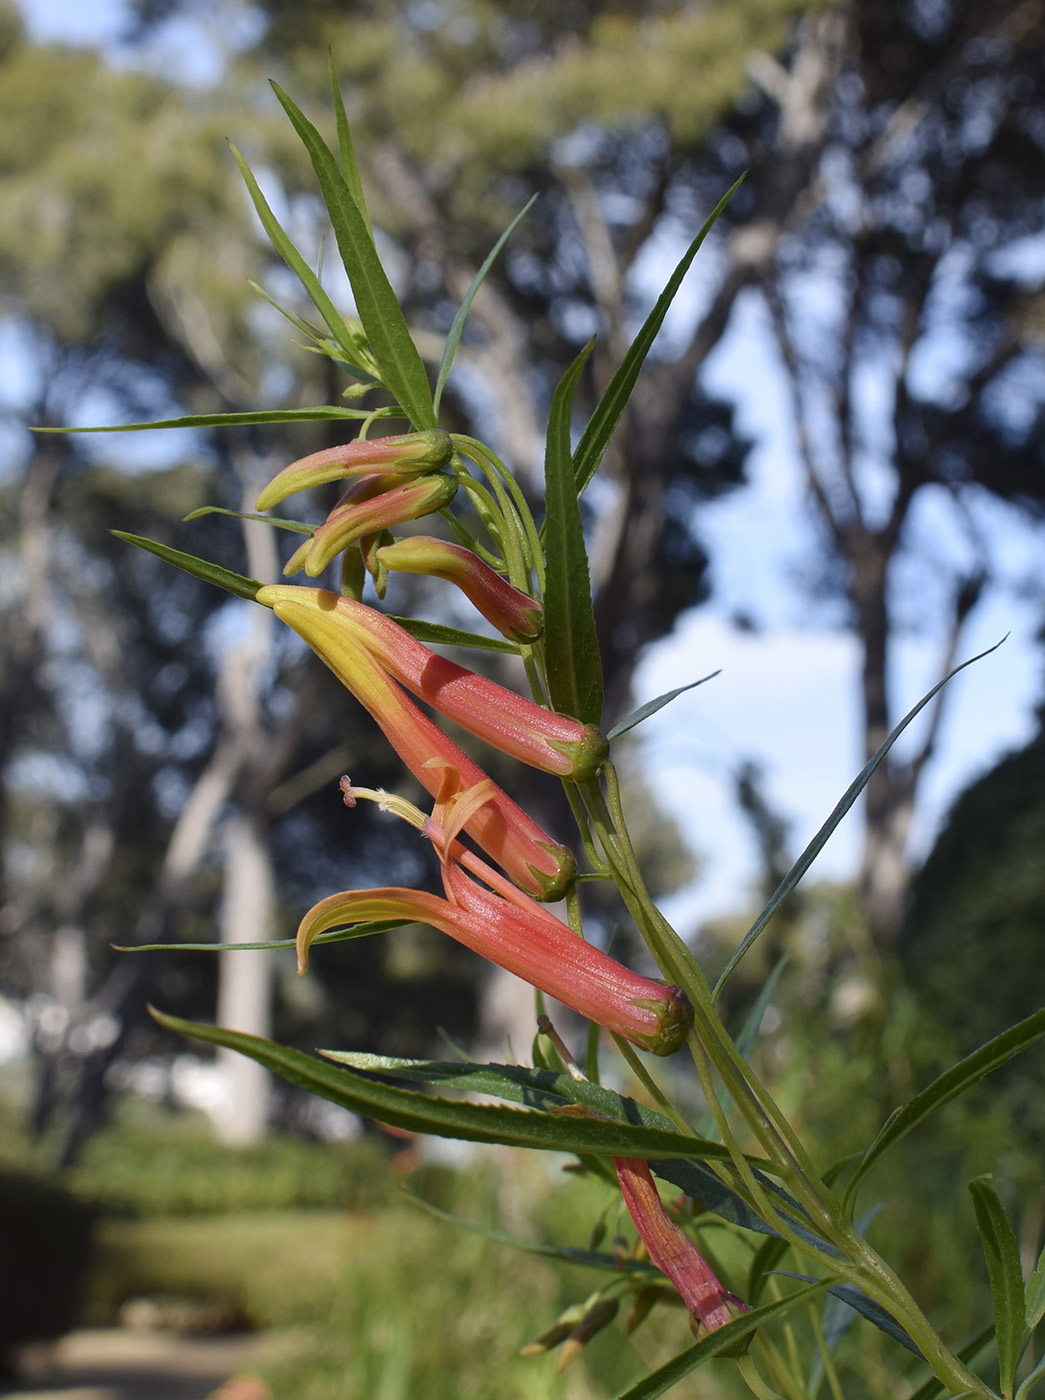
[296,878,693,1057]
[613,1157,749,1338]
[256,586,607,780]
[285,473,458,577]
[256,429,453,511]
[374,535,544,643]
[258,589,575,900]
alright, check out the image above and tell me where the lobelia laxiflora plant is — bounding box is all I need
[68,68,1045,1400]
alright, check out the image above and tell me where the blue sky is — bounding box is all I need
[12,0,1045,934]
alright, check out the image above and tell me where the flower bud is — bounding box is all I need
[285,474,458,577]
[256,430,453,511]
[375,536,543,643]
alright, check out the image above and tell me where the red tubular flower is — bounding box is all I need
[256,586,607,780]
[613,1157,749,1337]
[256,585,575,900]
[256,429,453,511]
[374,535,544,643]
[284,473,458,577]
[295,875,693,1056]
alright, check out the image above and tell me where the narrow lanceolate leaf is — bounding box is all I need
[572,176,743,499]
[844,1008,1045,1212]
[328,57,370,233]
[37,407,369,433]
[270,83,436,431]
[150,1010,715,1160]
[116,921,403,954]
[183,507,314,535]
[968,1176,1025,1399]
[771,1273,922,1357]
[385,616,521,655]
[713,639,1007,1000]
[606,673,721,741]
[543,340,603,726]
[111,532,262,601]
[433,194,538,415]
[615,1279,837,1400]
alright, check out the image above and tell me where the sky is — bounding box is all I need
[11,0,1045,936]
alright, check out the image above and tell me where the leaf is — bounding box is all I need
[573,176,743,499]
[36,407,370,433]
[542,340,603,725]
[115,921,403,954]
[182,506,314,535]
[385,615,520,655]
[606,672,721,741]
[648,1158,830,1252]
[843,1008,1045,1211]
[1026,1240,1045,1331]
[713,638,1007,1000]
[1016,1353,1045,1400]
[614,1278,837,1400]
[270,83,436,431]
[772,1273,922,1357]
[433,194,538,415]
[229,141,371,368]
[968,1176,1025,1398]
[111,532,262,601]
[149,1009,726,1160]
[328,55,370,233]
[406,1192,660,1277]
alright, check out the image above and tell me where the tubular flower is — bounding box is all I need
[374,535,544,643]
[284,473,458,577]
[613,1158,749,1339]
[295,875,693,1056]
[257,586,575,900]
[257,586,607,780]
[255,429,453,511]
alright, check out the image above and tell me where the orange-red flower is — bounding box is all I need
[256,586,606,780]
[613,1157,749,1336]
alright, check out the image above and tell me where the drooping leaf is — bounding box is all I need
[573,176,743,499]
[713,639,1007,999]
[651,1159,834,1255]
[615,1278,837,1400]
[111,532,262,601]
[150,1010,726,1160]
[116,921,403,954]
[968,1176,1025,1398]
[773,1272,922,1357]
[270,83,436,431]
[406,1192,660,1277]
[37,406,371,433]
[606,672,721,741]
[542,340,603,725]
[433,194,538,415]
[844,1008,1045,1211]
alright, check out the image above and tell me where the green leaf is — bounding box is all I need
[385,615,520,654]
[115,921,403,954]
[111,532,262,601]
[406,1192,660,1277]
[615,1278,837,1400]
[36,407,371,433]
[149,1009,723,1160]
[182,506,314,535]
[1016,1353,1045,1400]
[328,56,370,234]
[606,672,721,741]
[270,83,436,431]
[573,176,743,499]
[542,340,603,725]
[229,140,372,369]
[844,1008,1045,1212]
[713,638,1007,1000]
[1026,1241,1045,1331]
[433,195,538,415]
[649,1158,829,1252]
[773,1272,922,1357]
[969,1176,1026,1398]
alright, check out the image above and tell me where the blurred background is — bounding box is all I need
[0,1,1043,1395]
